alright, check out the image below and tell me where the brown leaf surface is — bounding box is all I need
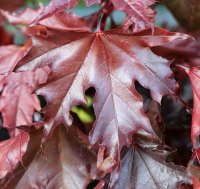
[161,0,200,31]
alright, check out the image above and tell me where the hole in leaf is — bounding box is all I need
[128,24,135,33]
[33,112,43,122]
[193,157,200,166]
[135,81,151,101]
[0,127,10,141]
[71,87,96,135]
[71,105,95,124]
[178,183,193,189]
[86,180,99,189]
[0,113,9,141]
[71,87,95,124]
[85,87,96,98]
[38,95,47,108]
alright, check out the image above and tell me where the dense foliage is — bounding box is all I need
[0,0,200,188]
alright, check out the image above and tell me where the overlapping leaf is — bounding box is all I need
[0,67,50,136]
[0,9,89,31]
[30,0,101,24]
[1,125,97,189]
[0,8,42,25]
[110,0,156,29]
[111,147,191,188]
[0,130,29,179]
[0,127,44,188]
[187,158,200,189]
[16,23,189,171]
[183,67,200,161]
[0,42,31,74]
[33,0,79,23]
[32,0,156,30]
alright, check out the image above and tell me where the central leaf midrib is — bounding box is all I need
[98,34,121,150]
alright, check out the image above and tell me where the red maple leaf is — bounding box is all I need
[16,22,189,171]
[0,1,198,188]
